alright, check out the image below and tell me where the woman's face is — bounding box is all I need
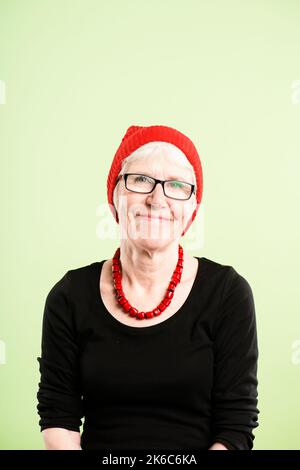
[114,149,197,250]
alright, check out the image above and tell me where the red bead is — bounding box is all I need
[152,308,161,316]
[162,298,171,307]
[129,307,138,317]
[175,266,183,274]
[158,303,166,312]
[166,290,174,299]
[145,311,154,318]
[119,297,127,306]
[137,311,146,319]
[123,302,131,312]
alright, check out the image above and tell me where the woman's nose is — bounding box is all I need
[146,182,166,204]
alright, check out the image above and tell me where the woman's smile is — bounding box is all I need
[136,214,172,222]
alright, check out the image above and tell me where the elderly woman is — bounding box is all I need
[37,124,259,451]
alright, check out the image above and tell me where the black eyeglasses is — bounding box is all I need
[116,173,195,201]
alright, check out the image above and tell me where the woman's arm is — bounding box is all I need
[210,269,260,450]
[37,272,84,449]
[42,428,82,450]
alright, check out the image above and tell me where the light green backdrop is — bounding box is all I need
[0,0,299,450]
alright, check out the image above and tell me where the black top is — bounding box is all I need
[36,256,260,450]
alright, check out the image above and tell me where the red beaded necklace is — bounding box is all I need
[112,244,184,320]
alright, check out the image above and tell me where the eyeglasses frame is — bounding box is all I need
[116,173,196,201]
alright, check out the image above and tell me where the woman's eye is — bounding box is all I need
[171,181,183,188]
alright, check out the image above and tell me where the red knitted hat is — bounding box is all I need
[107,124,203,237]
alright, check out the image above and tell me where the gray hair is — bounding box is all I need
[113,141,196,210]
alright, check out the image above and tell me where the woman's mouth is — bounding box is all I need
[136,213,172,221]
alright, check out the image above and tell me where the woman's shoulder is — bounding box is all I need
[46,259,106,298]
[199,256,253,296]
[66,259,104,278]
[199,255,234,280]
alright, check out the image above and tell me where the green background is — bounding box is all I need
[1,0,299,450]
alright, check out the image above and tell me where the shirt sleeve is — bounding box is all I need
[36,271,84,432]
[210,267,260,450]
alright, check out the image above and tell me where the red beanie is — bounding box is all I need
[107,124,203,237]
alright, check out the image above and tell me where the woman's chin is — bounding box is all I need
[132,227,180,245]
[133,238,173,251]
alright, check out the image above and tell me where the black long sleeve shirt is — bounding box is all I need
[36,256,260,450]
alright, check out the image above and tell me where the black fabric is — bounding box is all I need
[36,256,260,450]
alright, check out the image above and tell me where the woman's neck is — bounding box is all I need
[117,241,192,293]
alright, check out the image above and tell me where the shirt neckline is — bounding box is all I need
[93,256,204,334]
